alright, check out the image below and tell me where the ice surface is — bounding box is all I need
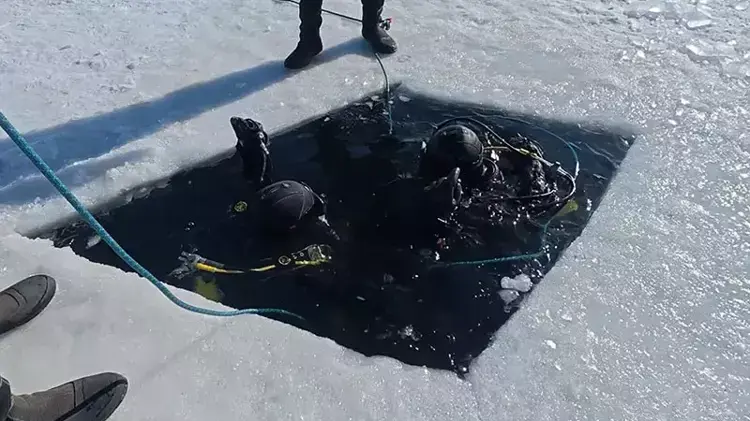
[1,0,749,420]
[0,235,477,421]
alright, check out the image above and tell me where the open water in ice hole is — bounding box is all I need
[43,85,634,375]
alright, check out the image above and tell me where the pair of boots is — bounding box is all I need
[285,0,398,69]
[0,275,128,421]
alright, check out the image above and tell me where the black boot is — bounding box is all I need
[361,0,397,54]
[0,274,56,336]
[284,0,324,70]
[4,372,128,421]
[1,377,10,421]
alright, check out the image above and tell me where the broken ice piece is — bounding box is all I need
[500,274,533,292]
[399,325,422,341]
[498,289,520,304]
[398,94,411,102]
[684,40,737,63]
[624,0,683,20]
[545,340,557,349]
[735,2,748,11]
[683,11,712,29]
[86,235,102,249]
[560,312,573,322]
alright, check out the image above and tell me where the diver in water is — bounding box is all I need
[180,114,573,293]
[179,115,466,290]
[173,117,339,283]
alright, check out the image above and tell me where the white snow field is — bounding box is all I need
[1,0,749,419]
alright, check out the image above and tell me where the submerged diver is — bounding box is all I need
[177,115,463,286]
[173,117,340,282]
[179,114,574,291]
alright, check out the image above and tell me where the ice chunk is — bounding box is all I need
[684,40,737,63]
[683,10,712,29]
[399,325,422,341]
[498,289,520,304]
[500,274,534,292]
[722,60,750,79]
[85,235,101,249]
[735,2,748,11]
[624,0,684,20]
[545,340,557,350]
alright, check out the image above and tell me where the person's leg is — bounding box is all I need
[361,0,397,54]
[284,0,324,69]
[0,274,56,336]
[1,377,11,421]
[1,275,129,421]
[1,372,128,421]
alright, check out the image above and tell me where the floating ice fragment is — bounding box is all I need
[86,235,102,249]
[498,289,520,304]
[501,274,533,292]
[545,340,557,349]
[399,325,422,341]
[735,2,748,11]
[398,94,411,103]
[560,313,573,322]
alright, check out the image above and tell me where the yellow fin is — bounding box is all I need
[555,200,579,218]
[193,276,224,303]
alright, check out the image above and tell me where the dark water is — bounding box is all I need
[40,85,635,375]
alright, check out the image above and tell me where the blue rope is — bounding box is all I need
[0,111,303,321]
[435,218,556,268]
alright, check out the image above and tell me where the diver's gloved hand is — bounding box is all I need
[231,116,272,185]
[423,167,463,218]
